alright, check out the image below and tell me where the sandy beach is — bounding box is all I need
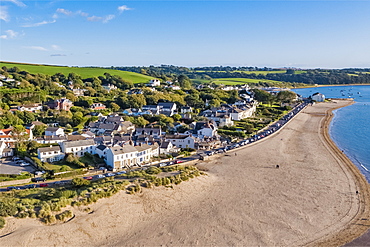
[1,100,370,246]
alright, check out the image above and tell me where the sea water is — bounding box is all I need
[292,85,370,182]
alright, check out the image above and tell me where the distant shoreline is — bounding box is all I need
[294,83,370,89]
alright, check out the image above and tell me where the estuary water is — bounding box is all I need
[292,85,370,182]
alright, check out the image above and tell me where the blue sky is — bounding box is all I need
[1,0,370,68]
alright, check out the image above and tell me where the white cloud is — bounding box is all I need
[0,6,9,22]
[3,0,26,7]
[87,14,115,23]
[51,44,61,50]
[103,15,115,23]
[56,8,73,16]
[23,46,48,51]
[0,29,18,39]
[87,15,102,22]
[77,10,89,17]
[21,19,56,27]
[118,5,131,13]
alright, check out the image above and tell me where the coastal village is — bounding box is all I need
[1,65,370,247]
[0,68,301,175]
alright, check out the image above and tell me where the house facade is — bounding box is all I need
[48,98,73,111]
[45,127,65,137]
[90,103,106,110]
[37,146,65,162]
[18,103,43,112]
[105,144,156,170]
[312,93,325,102]
[61,139,96,157]
[165,135,196,149]
[148,79,161,87]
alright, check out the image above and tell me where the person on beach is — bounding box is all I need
[276,165,280,168]
[235,153,237,156]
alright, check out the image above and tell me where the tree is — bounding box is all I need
[276,91,297,104]
[252,89,273,104]
[128,94,146,109]
[178,75,191,89]
[110,102,120,112]
[172,114,181,121]
[32,124,47,137]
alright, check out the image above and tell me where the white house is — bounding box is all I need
[0,141,13,158]
[194,121,217,139]
[18,103,43,112]
[160,141,179,155]
[95,144,109,158]
[45,127,65,137]
[148,79,161,87]
[105,145,139,170]
[90,103,106,110]
[165,134,196,149]
[61,139,96,157]
[158,102,177,116]
[37,145,65,162]
[35,135,67,145]
[312,92,325,102]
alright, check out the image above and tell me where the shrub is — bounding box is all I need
[55,210,73,221]
[28,210,36,218]
[0,200,18,217]
[43,214,56,224]
[16,211,28,218]
[72,177,90,187]
[145,167,161,175]
[0,217,5,229]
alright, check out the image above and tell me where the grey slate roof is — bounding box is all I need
[63,139,95,148]
[110,145,138,155]
[96,144,107,151]
[38,146,61,153]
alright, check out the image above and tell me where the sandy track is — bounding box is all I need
[1,100,369,246]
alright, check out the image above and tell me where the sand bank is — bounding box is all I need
[1,100,369,246]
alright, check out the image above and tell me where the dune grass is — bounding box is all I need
[0,61,155,84]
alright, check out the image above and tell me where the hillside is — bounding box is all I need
[211,78,293,87]
[0,62,155,84]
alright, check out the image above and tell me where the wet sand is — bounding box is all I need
[1,100,369,246]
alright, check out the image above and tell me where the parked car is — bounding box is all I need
[31,177,46,183]
[83,176,93,180]
[39,183,48,187]
[24,184,37,189]
[158,163,167,167]
[174,160,183,164]
[105,173,115,177]
[20,162,31,167]
[116,171,127,175]
[7,186,21,191]
[94,174,105,179]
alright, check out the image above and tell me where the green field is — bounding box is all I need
[194,70,307,75]
[212,78,287,86]
[0,61,155,84]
